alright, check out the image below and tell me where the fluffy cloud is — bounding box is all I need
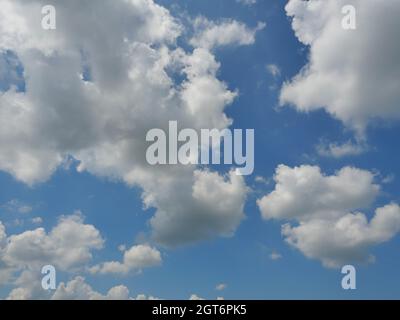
[1,214,162,299]
[258,165,400,267]
[280,0,400,136]
[3,213,103,272]
[258,165,379,221]
[150,170,247,246]
[0,212,103,296]
[8,274,143,300]
[90,244,162,275]
[6,270,49,300]
[283,203,400,268]
[0,0,250,246]
[51,277,160,300]
[190,17,265,50]
[51,277,130,300]
[0,212,106,299]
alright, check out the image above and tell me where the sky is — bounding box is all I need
[1,0,400,300]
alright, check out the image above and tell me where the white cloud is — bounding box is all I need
[0,212,103,292]
[90,244,162,275]
[236,0,257,6]
[258,165,379,221]
[216,283,227,291]
[150,169,248,246]
[255,175,270,185]
[118,244,127,252]
[135,294,159,300]
[2,199,32,214]
[189,294,204,300]
[382,174,395,184]
[0,0,251,246]
[269,251,282,261]
[31,217,43,225]
[0,214,161,300]
[316,140,367,158]
[0,222,13,285]
[1,216,160,299]
[188,293,224,300]
[4,213,103,271]
[190,16,265,50]
[283,204,400,268]
[6,270,49,300]
[0,222,6,246]
[280,0,400,137]
[258,165,400,267]
[266,64,281,78]
[8,274,154,300]
[51,277,130,300]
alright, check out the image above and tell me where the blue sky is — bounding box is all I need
[1,0,400,299]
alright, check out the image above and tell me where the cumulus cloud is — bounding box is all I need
[6,270,49,300]
[257,165,400,267]
[150,169,248,246]
[258,165,379,221]
[51,277,130,300]
[190,16,265,50]
[280,0,400,136]
[0,212,103,297]
[0,212,107,299]
[3,213,103,272]
[282,203,400,268]
[0,0,250,246]
[1,214,162,299]
[8,274,154,300]
[90,244,162,275]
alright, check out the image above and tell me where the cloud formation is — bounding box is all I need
[51,277,130,300]
[90,244,162,275]
[316,140,367,158]
[280,0,400,136]
[0,0,250,246]
[190,17,265,50]
[1,213,103,275]
[1,213,105,299]
[258,165,400,267]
